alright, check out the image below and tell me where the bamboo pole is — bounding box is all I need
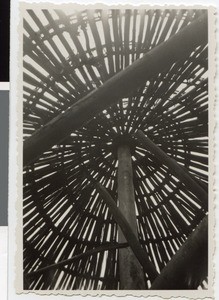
[117,144,146,289]
[96,183,158,282]
[150,215,208,289]
[135,130,208,209]
[23,13,207,166]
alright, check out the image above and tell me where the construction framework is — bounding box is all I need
[23,8,209,290]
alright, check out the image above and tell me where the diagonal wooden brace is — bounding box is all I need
[24,242,128,278]
[96,182,159,281]
[150,215,208,289]
[23,13,208,166]
[135,130,208,210]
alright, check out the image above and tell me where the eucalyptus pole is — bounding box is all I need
[117,144,146,289]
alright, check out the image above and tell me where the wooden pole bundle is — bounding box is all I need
[23,13,207,166]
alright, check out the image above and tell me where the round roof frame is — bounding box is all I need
[23,8,208,290]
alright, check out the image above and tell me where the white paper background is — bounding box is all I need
[8,0,219,299]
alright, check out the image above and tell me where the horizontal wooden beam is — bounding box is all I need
[96,182,158,281]
[135,130,208,210]
[150,215,208,289]
[24,13,208,166]
[25,242,128,278]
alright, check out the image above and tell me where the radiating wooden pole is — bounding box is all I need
[23,13,207,166]
[135,130,208,209]
[117,145,146,289]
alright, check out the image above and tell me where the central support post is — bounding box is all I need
[117,144,146,289]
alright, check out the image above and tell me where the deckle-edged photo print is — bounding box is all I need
[15,2,215,297]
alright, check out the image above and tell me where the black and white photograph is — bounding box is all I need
[18,4,214,296]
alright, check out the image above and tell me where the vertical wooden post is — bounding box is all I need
[117,144,146,289]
